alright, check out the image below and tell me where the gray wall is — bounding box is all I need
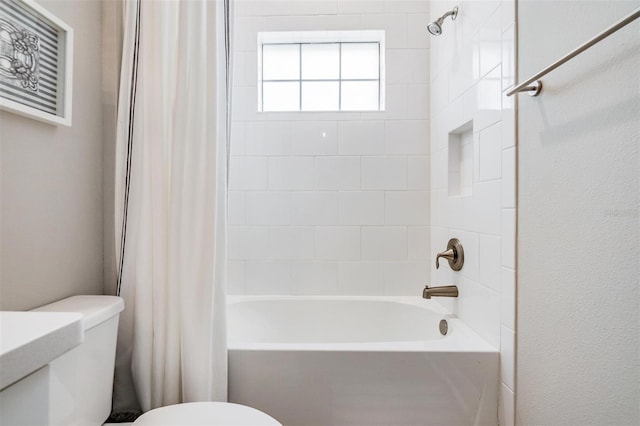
[102,0,123,297]
[517,0,639,424]
[0,0,104,310]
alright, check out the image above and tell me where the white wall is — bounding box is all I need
[0,0,104,310]
[429,0,515,424]
[228,0,431,296]
[517,1,639,424]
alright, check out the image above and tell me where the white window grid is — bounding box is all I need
[260,41,382,112]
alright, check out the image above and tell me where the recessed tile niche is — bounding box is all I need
[448,121,473,197]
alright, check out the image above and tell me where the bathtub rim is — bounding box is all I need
[227,295,497,353]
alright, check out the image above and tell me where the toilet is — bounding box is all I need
[132,402,280,425]
[34,295,280,426]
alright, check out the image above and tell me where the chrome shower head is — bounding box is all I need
[427,21,442,36]
[427,6,458,36]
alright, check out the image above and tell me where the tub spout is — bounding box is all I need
[422,285,459,299]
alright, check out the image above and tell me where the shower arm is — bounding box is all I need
[439,8,457,23]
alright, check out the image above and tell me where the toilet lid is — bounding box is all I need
[132,402,281,426]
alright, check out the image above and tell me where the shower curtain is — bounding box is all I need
[112,0,231,415]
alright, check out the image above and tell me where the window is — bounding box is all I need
[258,31,385,112]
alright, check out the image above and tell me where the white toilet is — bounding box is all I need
[34,295,280,426]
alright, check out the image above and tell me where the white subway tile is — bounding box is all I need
[338,121,385,155]
[232,86,266,122]
[338,191,384,225]
[407,14,430,49]
[502,96,515,149]
[386,49,429,84]
[246,191,291,225]
[236,0,337,16]
[245,122,293,156]
[459,279,500,348]
[245,261,292,294]
[384,261,429,295]
[478,8,502,79]
[228,191,246,225]
[500,325,515,390]
[228,226,269,259]
[479,234,501,291]
[360,14,408,48]
[502,147,515,208]
[233,51,258,88]
[383,0,428,14]
[268,110,362,122]
[362,156,407,190]
[385,120,429,155]
[430,72,449,116]
[430,148,446,191]
[462,180,502,235]
[268,157,314,190]
[227,261,245,295]
[314,157,361,190]
[230,122,246,156]
[361,227,408,260]
[232,51,247,87]
[472,131,481,184]
[454,230,480,282]
[337,0,384,14]
[408,156,430,190]
[502,24,516,90]
[478,122,502,182]
[292,262,339,295]
[292,192,338,225]
[360,84,408,120]
[234,16,267,52]
[315,226,361,260]
[501,208,515,269]
[243,51,258,87]
[501,267,515,330]
[468,66,502,131]
[338,261,384,295]
[450,44,477,101]
[385,191,429,225]
[405,85,430,120]
[268,227,314,259]
[408,226,430,260]
[502,0,516,31]
[462,0,500,40]
[292,121,338,155]
[229,157,268,190]
[266,14,360,32]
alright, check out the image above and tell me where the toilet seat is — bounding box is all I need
[132,402,281,426]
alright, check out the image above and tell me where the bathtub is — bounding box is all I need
[227,296,498,426]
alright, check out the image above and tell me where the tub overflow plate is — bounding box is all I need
[439,319,448,336]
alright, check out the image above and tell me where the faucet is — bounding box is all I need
[422,285,459,299]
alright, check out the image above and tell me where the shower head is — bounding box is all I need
[427,6,458,36]
[427,21,443,36]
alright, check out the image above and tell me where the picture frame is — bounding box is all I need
[0,0,73,126]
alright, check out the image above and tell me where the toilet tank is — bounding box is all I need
[32,296,124,426]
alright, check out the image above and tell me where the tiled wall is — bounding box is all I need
[228,0,431,297]
[428,0,515,424]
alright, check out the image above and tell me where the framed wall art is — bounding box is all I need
[0,0,73,126]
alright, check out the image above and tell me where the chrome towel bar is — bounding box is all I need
[507,7,640,97]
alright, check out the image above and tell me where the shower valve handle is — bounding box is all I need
[436,239,464,271]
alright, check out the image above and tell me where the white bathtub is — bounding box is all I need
[227,296,498,426]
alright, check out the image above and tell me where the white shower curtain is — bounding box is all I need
[113,0,230,412]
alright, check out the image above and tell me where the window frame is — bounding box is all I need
[259,40,383,112]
